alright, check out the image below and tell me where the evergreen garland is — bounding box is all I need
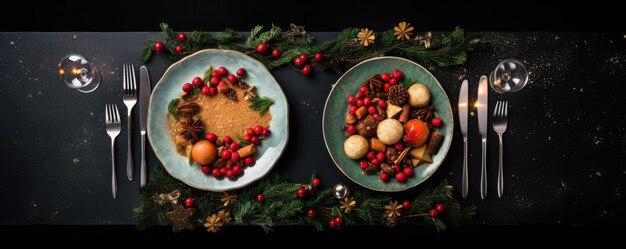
[134,167,475,232]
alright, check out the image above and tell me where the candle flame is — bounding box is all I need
[58,69,65,75]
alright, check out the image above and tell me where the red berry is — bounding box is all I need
[227,74,237,83]
[271,48,281,58]
[223,135,232,144]
[233,165,242,175]
[377,99,386,108]
[219,80,227,86]
[380,172,389,182]
[176,33,186,42]
[201,166,210,174]
[254,125,263,135]
[367,106,376,114]
[347,95,356,104]
[381,72,391,82]
[370,158,380,165]
[229,142,240,151]
[244,157,255,165]
[225,170,235,179]
[152,41,164,52]
[184,197,193,207]
[356,92,363,99]
[261,128,271,137]
[394,143,404,151]
[346,124,356,135]
[246,128,255,136]
[392,69,403,79]
[201,86,209,95]
[256,194,264,202]
[175,45,183,53]
[376,152,385,162]
[236,68,246,76]
[431,117,443,127]
[403,167,413,177]
[363,97,372,106]
[205,133,217,143]
[312,178,320,187]
[251,136,260,145]
[192,77,203,87]
[334,216,343,225]
[218,66,227,75]
[211,168,222,177]
[209,77,219,86]
[329,219,336,228]
[395,172,407,182]
[307,208,316,218]
[296,187,306,198]
[383,83,391,92]
[298,53,308,61]
[402,200,411,209]
[359,86,368,94]
[301,64,311,75]
[211,70,220,77]
[356,99,363,107]
[294,57,304,66]
[209,87,217,95]
[389,78,397,85]
[256,43,267,53]
[435,203,445,212]
[221,150,231,159]
[359,160,368,169]
[231,152,240,161]
[429,209,438,217]
[392,164,401,172]
[243,134,251,142]
[220,167,227,174]
[182,83,192,92]
[313,52,323,62]
[348,105,357,114]
[366,151,376,160]
[373,113,380,121]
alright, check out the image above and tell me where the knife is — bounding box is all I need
[458,80,469,199]
[139,66,151,187]
[477,76,489,199]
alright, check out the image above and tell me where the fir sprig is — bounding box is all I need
[248,96,274,116]
[167,98,180,120]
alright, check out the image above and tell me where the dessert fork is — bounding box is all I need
[122,64,137,181]
[105,104,121,199]
[492,100,508,198]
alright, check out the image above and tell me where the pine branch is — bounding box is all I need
[201,66,213,83]
[167,98,180,121]
[141,44,152,63]
[248,96,274,116]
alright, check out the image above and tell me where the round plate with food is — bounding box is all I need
[148,49,289,191]
[323,57,453,192]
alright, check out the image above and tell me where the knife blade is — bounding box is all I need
[458,80,469,198]
[477,76,489,199]
[139,66,151,187]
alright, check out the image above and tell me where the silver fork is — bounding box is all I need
[122,64,137,181]
[105,104,121,199]
[492,100,508,198]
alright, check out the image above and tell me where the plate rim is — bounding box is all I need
[147,48,290,191]
[321,56,454,192]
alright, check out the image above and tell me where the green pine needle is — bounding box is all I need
[167,98,180,121]
[202,66,213,83]
[248,96,274,116]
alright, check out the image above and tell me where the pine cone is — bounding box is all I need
[388,85,407,106]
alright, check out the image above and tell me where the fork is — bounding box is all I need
[492,100,508,198]
[122,64,137,181]
[105,104,121,199]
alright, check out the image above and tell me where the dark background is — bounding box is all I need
[1,0,624,242]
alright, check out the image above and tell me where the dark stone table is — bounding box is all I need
[0,31,624,228]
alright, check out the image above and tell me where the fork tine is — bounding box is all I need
[131,64,137,94]
[499,101,504,117]
[504,101,508,118]
[114,104,120,123]
[493,101,500,117]
[123,64,127,94]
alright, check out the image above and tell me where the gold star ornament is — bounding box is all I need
[357,28,375,46]
[384,200,403,218]
[204,213,223,233]
[339,197,357,214]
[394,22,414,41]
[220,192,238,207]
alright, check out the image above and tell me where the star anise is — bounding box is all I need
[220,192,238,207]
[412,105,436,121]
[384,200,403,219]
[339,197,357,214]
[388,85,407,106]
[362,74,383,91]
[179,117,203,140]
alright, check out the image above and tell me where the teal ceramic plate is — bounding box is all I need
[148,49,289,191]
[323,57,453,192]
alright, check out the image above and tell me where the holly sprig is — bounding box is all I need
[134,167,475,232]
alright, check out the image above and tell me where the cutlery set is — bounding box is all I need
[458,76,509,199]
[105,64,151,198]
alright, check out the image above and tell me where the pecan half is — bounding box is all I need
[176,102,200,117]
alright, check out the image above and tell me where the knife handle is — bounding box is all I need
[140,133,147,187]
[462,136,468,199]
[480,138,487,199]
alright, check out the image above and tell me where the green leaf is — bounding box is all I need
[248,96,274,116]
[167,98,180,120]
[202,66,213,83]
[141,44,152,63]
[160,22,175,41]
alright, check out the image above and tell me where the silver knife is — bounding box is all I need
[477,76,489,199]
[139,66,151,187]
[458,80,469,199]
